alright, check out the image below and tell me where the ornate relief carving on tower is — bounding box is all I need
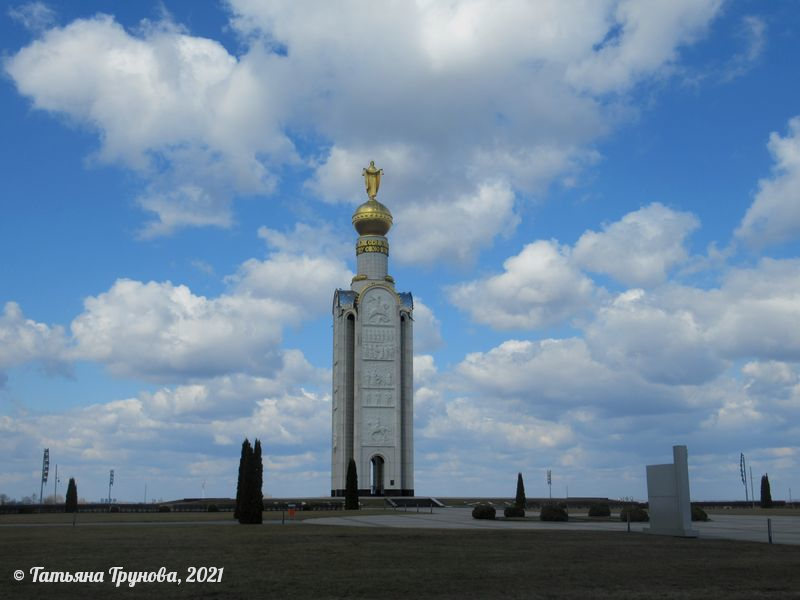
[362,362,394,387]
[362,326,395,360]
[364,293,393,324]
[364,412,393,445]
[363,390,394,407]
[363,327,394,344]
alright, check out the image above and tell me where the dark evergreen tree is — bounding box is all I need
[234,438,250,520]
[761,473,773,508]
[237,438,263,524]
[65,478,78,513]
[515,472,526,510]
[345,458,359,510]
[251,439,263,524]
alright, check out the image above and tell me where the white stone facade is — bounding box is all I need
[331,233,414,497]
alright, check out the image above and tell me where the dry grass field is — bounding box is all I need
[1,514,798,599]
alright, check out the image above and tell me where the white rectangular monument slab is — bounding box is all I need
[645,445,698,537]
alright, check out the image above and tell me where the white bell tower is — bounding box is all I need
[331,161,414,497]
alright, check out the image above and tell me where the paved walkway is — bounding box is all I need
[309,507,800,545]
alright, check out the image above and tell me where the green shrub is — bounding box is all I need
[158,505,171,513]
[540,504,568,521]
[691,504,709,521]
[109,506,120,513]
[514,473,526,510]
[619,506,649,522]
[472,504,496,520]
[503,506,525,518]
[207,504,219,512]
[588,503,611,517]
[345,458,359,511]
[65,478,78,513]
[761,474,773,508]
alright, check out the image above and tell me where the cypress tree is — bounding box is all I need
[237,438,264,524]
[515,472,526,510]
[251,439,263,524]
[65,478,78,513]
[345,458,359,510]
[234,438,250,520]
[761,473,773,508]
[237,441,253,524]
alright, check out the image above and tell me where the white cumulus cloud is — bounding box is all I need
[5,15,295,236]
[574,203,699,287]
[6,1,724,253]
[0,301,70,380]
[70,279,292,381]
[229,223,354,317]
[585,289,726,385]
[448,240,595,329]
[736,116,800,247]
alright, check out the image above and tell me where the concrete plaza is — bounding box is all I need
[310,507,800,545]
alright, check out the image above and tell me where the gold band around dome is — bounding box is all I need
[356,238,389,255]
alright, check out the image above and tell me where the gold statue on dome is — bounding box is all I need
[362,160,383,200]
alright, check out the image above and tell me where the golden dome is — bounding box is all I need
[352,199,393,236]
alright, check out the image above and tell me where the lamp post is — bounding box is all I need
[740,453,748,505]
[108,469,114,509]
[547,469,552,500]
[40,449,49,511]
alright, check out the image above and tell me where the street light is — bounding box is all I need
[108,469,114,508]
[40,449,49,510]
[740,453,748,504]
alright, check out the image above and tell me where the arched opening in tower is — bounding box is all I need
[370,455,385,496]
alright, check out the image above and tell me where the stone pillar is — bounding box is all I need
[645,445,698,537]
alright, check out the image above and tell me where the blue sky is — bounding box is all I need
[2,0,799,503]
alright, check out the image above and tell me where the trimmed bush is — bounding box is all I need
[472,504,496,520]
[588,503,611,517]
[514,473,526,510]
[207,504,219,512]
[109,505,120,513]
[761,474,773,508]
[540,504,568,521]
[65,478,78,513]
[619,506,649,522]
[504,506,525,518]
[345,458,359,510]
[158,505,172,513]
[691,504,709,521]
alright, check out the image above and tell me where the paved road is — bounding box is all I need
[309,507,800,545]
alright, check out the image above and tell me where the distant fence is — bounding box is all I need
[691,500,789,509]
[0,501,232,515]
[0,498,345,515]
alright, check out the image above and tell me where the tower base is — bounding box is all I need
[331,488,415,498]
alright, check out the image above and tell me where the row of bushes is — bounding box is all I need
[474,503,709,522]
[472,503,569,521]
